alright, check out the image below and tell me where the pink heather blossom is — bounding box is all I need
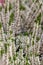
[0,0,5,6]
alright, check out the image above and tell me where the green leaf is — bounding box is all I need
[39,4,42,8]
[25,56,30,65]
[9,56,12,61]
[27,45,29,48]
[41,22,43,30]
[9,3,12,11]
[35,53,39,57]
[11,38,15,42]
[9,56,13,63]
[23,32,29,36]
[30,52,32,56]
[10,30,13,34]
[29,31,33,35]
[0,49,4,57]
[4,43,10,53]
[5,6,7,13]
[0,22,2,29]
[20,4,26,10]
[35,13,41,25]
[26,56,28,61]
[4,31,7,34]
[32,40,34,45]
[13,55,16,61]
[33,0,34,2]
[36,37,40,42]
[41,26,43,30]
[0,39,3,42]
[9,12,14,25]
[0,6,2,11]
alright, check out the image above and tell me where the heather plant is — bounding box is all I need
[0,0,43,65]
